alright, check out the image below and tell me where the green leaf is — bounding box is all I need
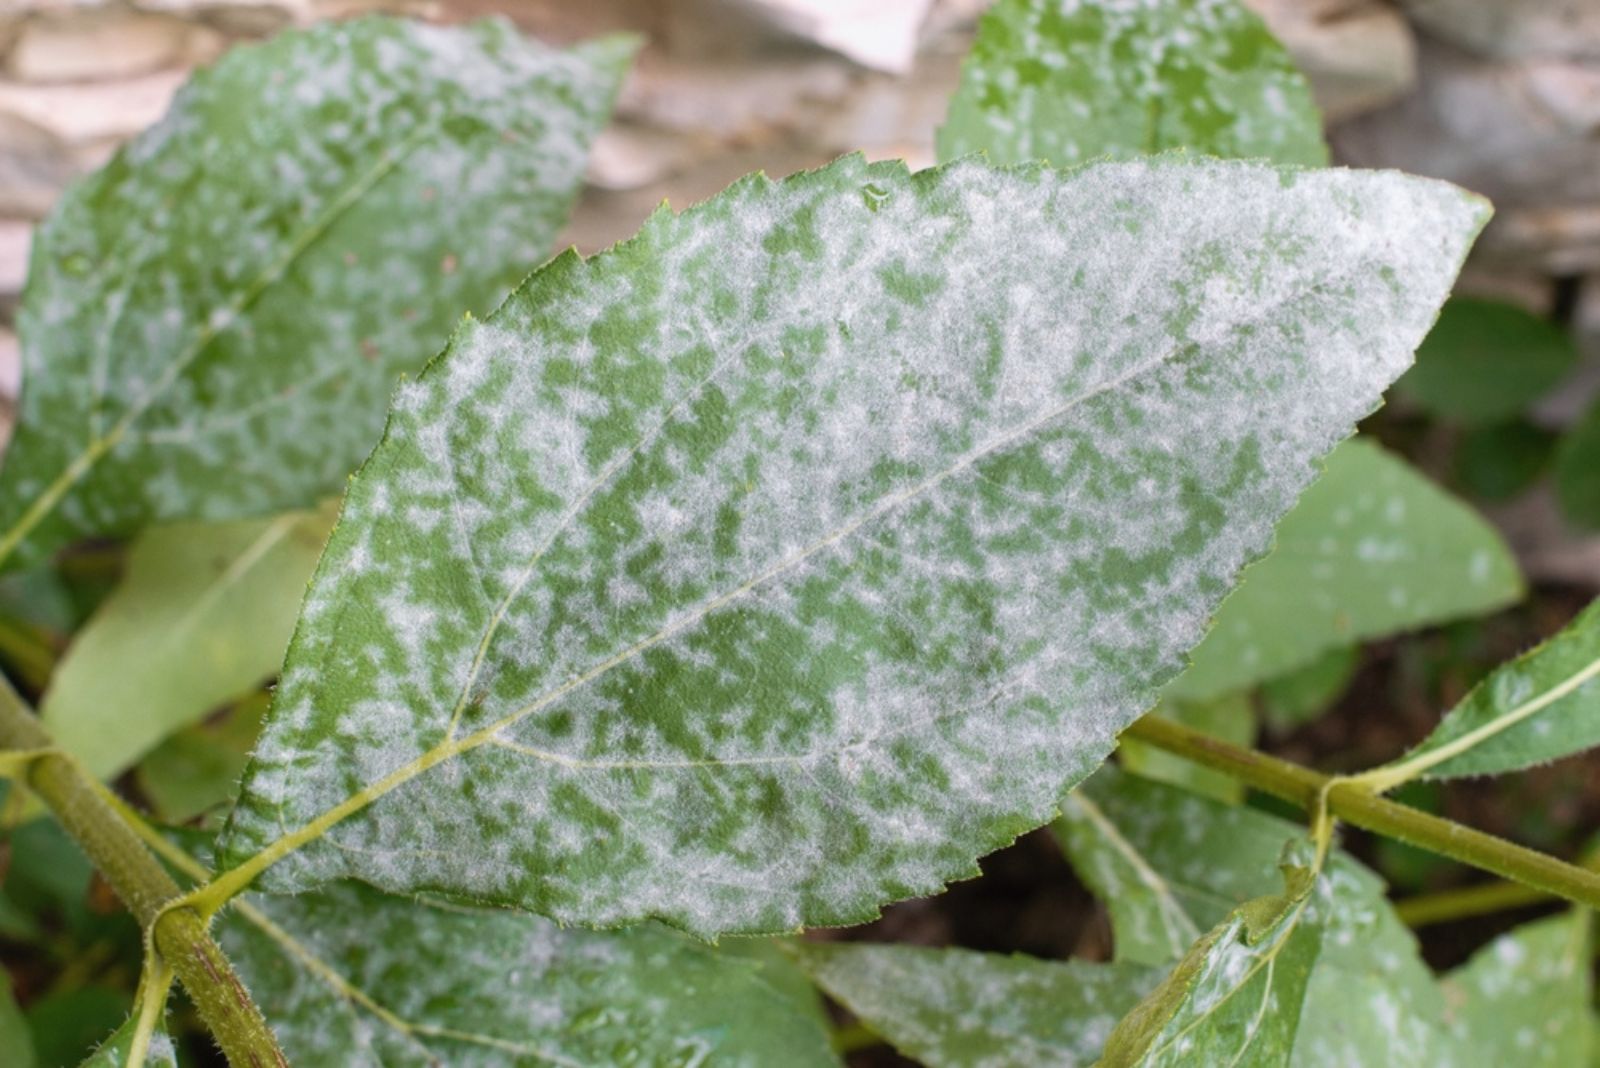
[1098,842,1323,1068]
[1057,768,1462,1065]
[1454,421,1555,502]
[219,881,840,1066]
[217,154,1485,936]
[1119,693,1255,803]
[1394,298,1577,426]
[940,0,1326,169]
[717,938,833,1031]
[23,989,130,1068]
[1055,766,1321,965]
[0,972,35,1068]
[1442,912,1593,1068]
[791,943,1157,1068]
[1259,645,1358,731]
[1386,596,1600,781]
[0,17,630,572]
[1557,397,1600,531]
[41,507,332,779]
[75,1015,176,1068]
[135,694,267,823]
[1169,439,1522,702]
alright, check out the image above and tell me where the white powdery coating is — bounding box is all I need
[0,17,625,568]
[940,0,1326,169]
[221,154,1483,937]
[1438,913,1591,1068]
[221,882,836,1066]
[1061,768,1465,1066]
[799,943,1157,1068]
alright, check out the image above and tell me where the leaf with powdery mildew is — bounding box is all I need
[1442,912,1592,1068]
[0,17,630,572]
[1381,596,1600,782]
[790,943,1157,1068]
[1056,768,1465,1067]
[76,1015,176,1068]
[1099,842,1323,1068]
[1118,692,1254,802]
[1167,439,1522,702]
[217,153,1484,937]
[219,881,840,1067]
[939,0,1327,169]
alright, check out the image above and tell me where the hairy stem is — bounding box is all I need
[1121,714,1600,912]
[0,688,287,1067]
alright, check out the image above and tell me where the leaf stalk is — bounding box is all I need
[1121,713,1600,912]
[0,688,287,1067]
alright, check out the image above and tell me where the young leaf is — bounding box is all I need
[1055,766,1333,965]
[219,881,840,1066]
[1442,912,1593,1068]
[216,154,1485,936]
[1557,397,1600,531]
[0,17,630,572]
[1394,298,1578,426]
[1058,767,1461,1065]
[1378,595,1600,783]
[1098,843,1323,1068]
[76,1016,176,1068]
[791,943,1158,1068]
[1168,439,1522,702]
[41,507,332,779]
[940,0,1327,169]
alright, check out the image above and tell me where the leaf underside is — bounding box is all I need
[0,16,628,571]
[41,506,334,779]
[939,0,1328,169]
[218,153,1484,938]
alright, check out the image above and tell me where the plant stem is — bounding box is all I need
[0,688,287,1067]
[1392,880,1552,928]
[1121,714,1600,912]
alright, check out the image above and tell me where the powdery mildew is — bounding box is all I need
[82,1019,178,1068]
[1115,853,1323,1067]
[1172,438,1521,701]
[220,153,1484,938]
[1439,912,1590,1066]
[220,881,836,1066]
[1061,767,1464,1066]
[939,0,1327,169]
[796,943,1158,1068]
[0,18,627,570]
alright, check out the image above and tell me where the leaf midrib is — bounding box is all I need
[219,201,1373,901]
[0,125,431,567]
